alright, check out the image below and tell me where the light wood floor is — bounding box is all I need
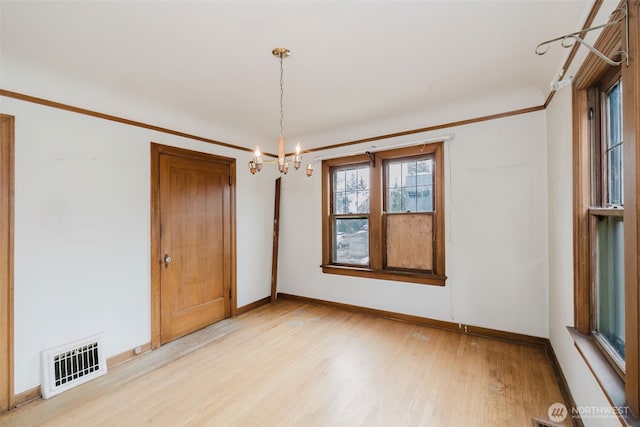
[1,300,569,426]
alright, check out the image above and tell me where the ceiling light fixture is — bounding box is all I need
[249,48,314,177]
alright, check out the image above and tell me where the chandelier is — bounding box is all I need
[249,48,314,177]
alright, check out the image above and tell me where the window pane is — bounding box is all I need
[595,216,625,361]
[386,213,433,271]
[333,218,369,265]
[334,169,346,192]
[333,169,347,214]
[606,81,623,206]
[332,166,370,214]
[387,187,404,212]
[416,186,433,212]
[385,157,434,213]
[607,82,622,148]
[608,145,623,206]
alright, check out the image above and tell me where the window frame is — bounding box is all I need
[321,143,445,286]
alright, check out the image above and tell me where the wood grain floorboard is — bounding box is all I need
[0,300,569,426]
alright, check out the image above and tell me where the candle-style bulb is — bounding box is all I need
[305,163,314,177]
[293,143,302,169]
[254,146,263,171]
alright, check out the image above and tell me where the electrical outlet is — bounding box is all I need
[134,346,142,355]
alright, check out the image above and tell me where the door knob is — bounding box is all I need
[164,253,172,268]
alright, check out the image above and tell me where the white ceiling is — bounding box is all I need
[1,1,593,151]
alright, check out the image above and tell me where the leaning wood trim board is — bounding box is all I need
[270,178,281,304]
[0,114,15,412]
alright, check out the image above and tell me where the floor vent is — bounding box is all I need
[41,333,107,399]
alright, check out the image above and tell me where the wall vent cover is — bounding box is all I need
[41,333,107,399]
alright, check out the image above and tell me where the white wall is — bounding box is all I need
[278,111,549,338]
[0,96,276,394]
[546,83,621,427]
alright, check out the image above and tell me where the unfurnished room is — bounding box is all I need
[0,1,639,426]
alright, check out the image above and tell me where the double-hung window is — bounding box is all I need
[384,155,435,271]
[330,165,370,266]
[322,143,445,286]
[571,2,640,416]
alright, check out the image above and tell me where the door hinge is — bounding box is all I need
[228,175,232,186]
[228,288,232,300]
[588,107,594,120]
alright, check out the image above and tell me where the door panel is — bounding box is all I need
[159,154,230,344]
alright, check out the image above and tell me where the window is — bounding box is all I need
[572,2,640,417]
[589,76,625,373]
[331,165,370,266]
[322,143,445,286]
[384,156,435,271]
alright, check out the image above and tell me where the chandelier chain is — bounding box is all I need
[279,54,284,138]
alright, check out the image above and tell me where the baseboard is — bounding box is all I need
[545,342,584,427]
[277,293,548,347]
[14,386,40,407]
[236,296,271,316]
[107,342,152,368]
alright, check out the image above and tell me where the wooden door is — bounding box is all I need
[0,114,14,412]
[158,150,232,344]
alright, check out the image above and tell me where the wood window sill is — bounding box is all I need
[321,264,446,286]
[567,327,639,426]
